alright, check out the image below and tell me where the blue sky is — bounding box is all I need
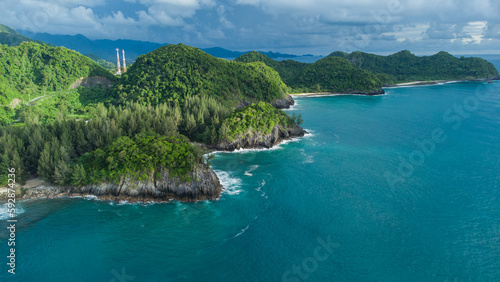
[1,0,499,55]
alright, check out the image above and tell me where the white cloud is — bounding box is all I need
[382,23,430,42]
[460,21,488,44]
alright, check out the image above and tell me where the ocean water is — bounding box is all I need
[1,61,500,281]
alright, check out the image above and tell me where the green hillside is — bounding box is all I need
[0,43,302,186]
[114,44,289,106]
[328,50,499,84]
[0,24,45,46]
[235,51,383,93]
[0,42,115,124]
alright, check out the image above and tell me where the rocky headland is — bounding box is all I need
[2,164,222,203]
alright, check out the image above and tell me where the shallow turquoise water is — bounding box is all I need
[1,70,500,281]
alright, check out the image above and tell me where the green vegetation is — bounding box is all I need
[219,102,300,142]
[114,44,288,105]
[235,51,383,93]
[0,41,300,188]
[0,102,213,186]
[292,57,382,93]
[0,24,45,47]
[0,42,116,124]
[85,54,117,71]
[82,133,201,184]
[18,86,115,124]
[328,50,499,84]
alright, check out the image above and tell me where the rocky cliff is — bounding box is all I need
[214,124,306,151]
[18,164,222,202]
[272,95,295,109]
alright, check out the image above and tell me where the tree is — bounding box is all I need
[71,164,87,186]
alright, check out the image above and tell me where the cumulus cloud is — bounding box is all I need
[0,0,499,54]
[459,21,488,44]
[382,24,430,42]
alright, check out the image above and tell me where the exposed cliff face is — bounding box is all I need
[69,76,113,89]
[237,94,295,110]
[214,124,306,151]
[20,164,222,202]
[272,95,295,109]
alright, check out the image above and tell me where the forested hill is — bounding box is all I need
[114,44,289,106]
[0,24,41,47]
[0,42,114,97]
[235,51,383,94]
[0,42,115,124]
[328,50,500,84]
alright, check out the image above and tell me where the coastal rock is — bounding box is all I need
[272,95,295,109]
[238,94,295,110]
[214,124,306,151]
[18,164,222,202]
[349,88,385,95]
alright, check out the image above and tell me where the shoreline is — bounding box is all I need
[1,131,309,204]
[290,92,384,97]
[291,78,499,97]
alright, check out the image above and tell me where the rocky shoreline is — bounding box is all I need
[1,164,222,203]
[213,124,306,151]
[1,125,307,203]
[0,94,308,203]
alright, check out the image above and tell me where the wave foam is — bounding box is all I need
[244,165,260,177]
[233,225,250,238]
[0,203,25,220]
[214,170,243,195]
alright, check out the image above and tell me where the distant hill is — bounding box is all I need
[328,50,500,84]
[0,24,47,47]
[114,43,290,107]
[21,32,163,63]
[20,31,297,62]
[235,51,383,94]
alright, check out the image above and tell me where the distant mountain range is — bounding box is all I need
[17,30,298,62]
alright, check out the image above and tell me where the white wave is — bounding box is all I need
[244,165,260,177]
[212,134,307,155]
[0,203,25,220]
[214,170,243,195]
[117,200,129,205]
[255,179,266,191]
[282,100,301,111]
[303,155,315,164]
[83,195,98,200]
[302,130,315,138]
[233,225,250,238]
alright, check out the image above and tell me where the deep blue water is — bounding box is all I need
[1,59,500,281]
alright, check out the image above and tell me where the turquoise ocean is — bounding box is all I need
[1,56,500,281]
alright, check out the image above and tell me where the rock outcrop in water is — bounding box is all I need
[17,164,222,202]
[214,124,306,151]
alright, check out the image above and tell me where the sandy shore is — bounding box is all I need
[290,92,383,97]
[390,80,448,87]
